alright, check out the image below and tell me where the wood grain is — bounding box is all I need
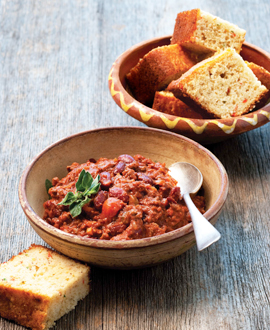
[1,0,270,329]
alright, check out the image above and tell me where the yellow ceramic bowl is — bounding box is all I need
[19,127,228,269]
[109,36,270,144]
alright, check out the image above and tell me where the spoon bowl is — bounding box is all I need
[169,162,203,195]
[169,162,221,251]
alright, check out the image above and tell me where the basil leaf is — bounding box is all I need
[85,175,100,195]
[58,192,77,205]
[92,174,100,188]
[88,184,101,195]
[57,169,100,218]
[82,171,93,191]
[76,169,86,192]
[45,179,53,199]
[80,196,91,208]
[69,202,83,218]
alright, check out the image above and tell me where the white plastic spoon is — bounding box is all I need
[169,162,221,251]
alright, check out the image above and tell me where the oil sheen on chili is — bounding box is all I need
[43,154,205,240]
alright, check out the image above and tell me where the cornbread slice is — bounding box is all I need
[152,91,204,119]
[171,9,246,54]
[246,61,270,100]
[126,44,198,105]
[0,244,90,330]
[167,48,269,118]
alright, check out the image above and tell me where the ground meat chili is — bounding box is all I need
[43,154,206,241]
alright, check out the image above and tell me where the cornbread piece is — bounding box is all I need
[246,61,270,102]
[167,48,268,119]
[0,245,90,330]
[126,44,198,105]
[171,9,246,54]
[152,91,204,119]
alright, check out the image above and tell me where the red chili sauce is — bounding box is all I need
[43,154,206,240]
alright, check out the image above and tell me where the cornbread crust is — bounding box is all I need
[171,9,200,49]
[167,48,268,118]
[0,286,49,330]
[126,44,198,105]
[247,61,270,91]
[0,244,90,330]
[171,9,246,54]
[152,91,204,119]
[246,61,270,107]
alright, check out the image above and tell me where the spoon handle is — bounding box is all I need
[183,193,221,251]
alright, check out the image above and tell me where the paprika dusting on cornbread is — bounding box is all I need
[43,155,205,240]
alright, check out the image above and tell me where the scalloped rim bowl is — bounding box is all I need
[109,36,270,144]
[19,127,228,269]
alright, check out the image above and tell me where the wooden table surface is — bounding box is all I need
[1,1,270,329]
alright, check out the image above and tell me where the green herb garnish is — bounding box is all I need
[45,179,53,199]
[58,169,100,218]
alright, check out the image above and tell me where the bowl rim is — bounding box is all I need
[19,126,229,250]
[109,35,270,124]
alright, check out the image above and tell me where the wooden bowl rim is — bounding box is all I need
[19,126,228,250]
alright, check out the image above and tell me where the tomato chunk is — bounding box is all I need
[101,197,124,219]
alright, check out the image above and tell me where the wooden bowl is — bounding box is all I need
[19,127,228,269]
[109,36,270,144]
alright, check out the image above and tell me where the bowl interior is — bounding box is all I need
[24,127,226,226]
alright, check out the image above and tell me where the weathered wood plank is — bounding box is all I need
[1,0,270,329]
